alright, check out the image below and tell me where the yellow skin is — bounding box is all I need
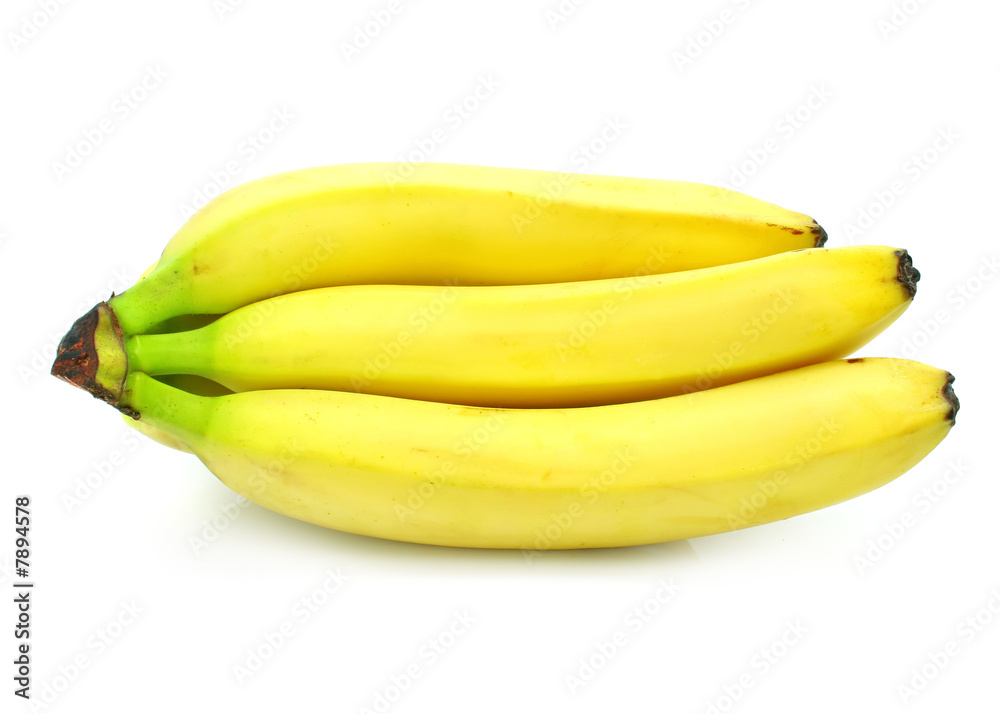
[120,359,957,549]
[126,246,915,407]
[106,163,825,334]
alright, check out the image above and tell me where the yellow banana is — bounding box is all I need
[124,246,918,407]
[119,358,957,549]
[103,163,825,334]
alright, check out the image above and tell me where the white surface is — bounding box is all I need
[3,1,998,712]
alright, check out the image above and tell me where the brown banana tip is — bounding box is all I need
[894,249,920,298]
[811,223,828,247]
[943,373,959,426]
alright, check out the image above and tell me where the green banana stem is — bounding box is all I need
[119,372,214,443]
[50,250,203,411]
[125,331,206,377]
[108,265,193,335]
[50,301,135,417]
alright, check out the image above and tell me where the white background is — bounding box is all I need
[3,0,999,712]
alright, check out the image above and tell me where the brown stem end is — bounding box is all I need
[51,302,137,418]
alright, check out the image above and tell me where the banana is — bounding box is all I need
[103,163,825,335]
[123,246,918,407]
[118,358,957,549]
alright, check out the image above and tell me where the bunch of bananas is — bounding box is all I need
[52,163,957,549]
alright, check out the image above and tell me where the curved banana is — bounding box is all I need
[124,246,918,407]
[119,358,958,549]
[104,163,825,334]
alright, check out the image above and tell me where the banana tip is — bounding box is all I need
[894,249,920,298]
[812,223,828,247]
[943,373,959,426]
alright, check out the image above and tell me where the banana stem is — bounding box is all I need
[108,256,196,335]
[119,372,214,444]
[126,331,206,378]
[52,253,204,412]
[50,302,134,416]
